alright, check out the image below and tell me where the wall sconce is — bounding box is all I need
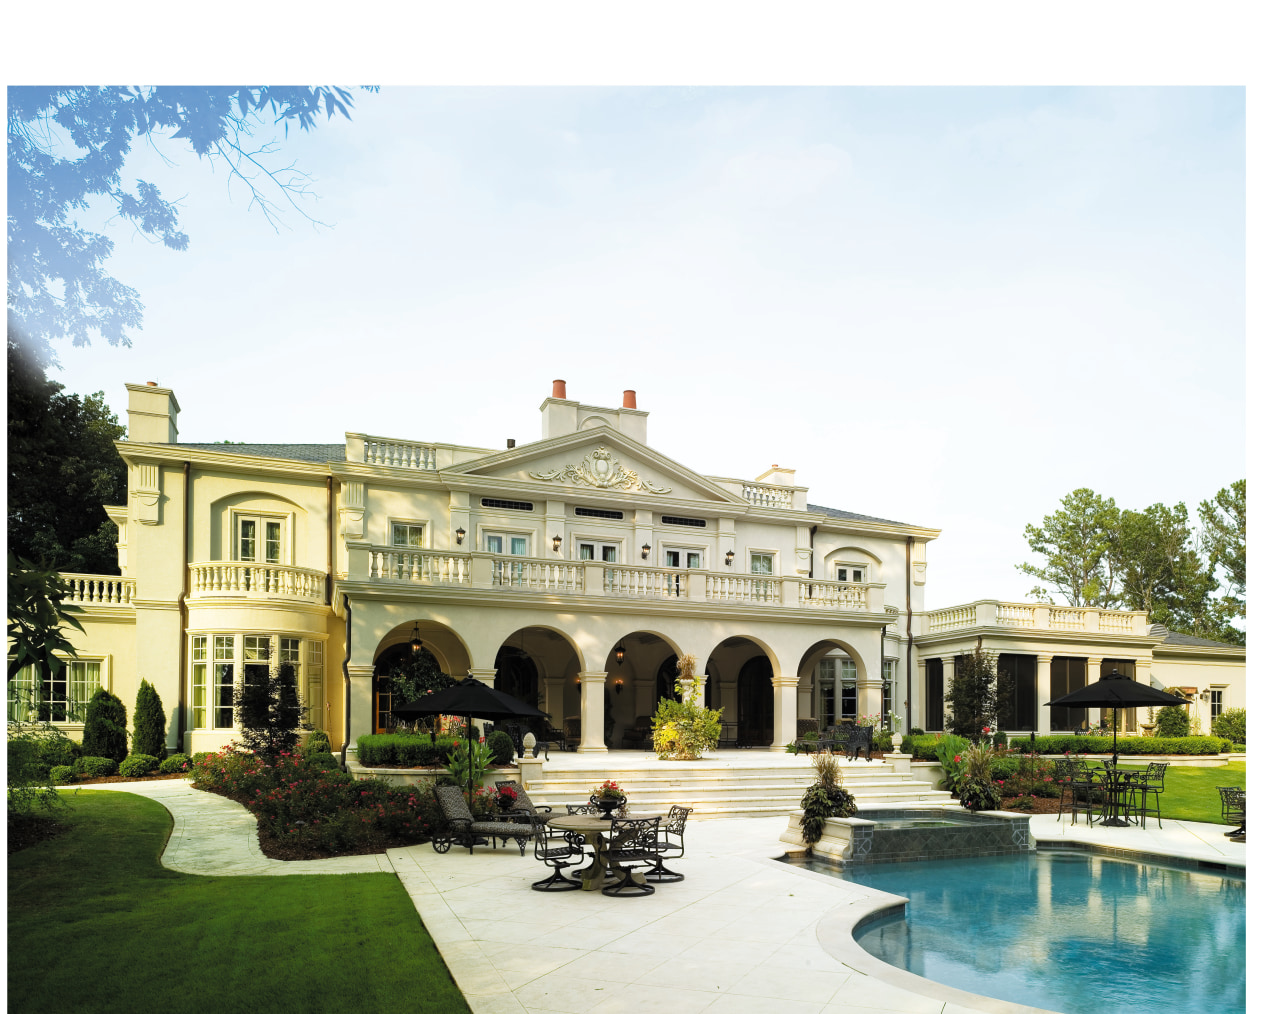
[409,622,423,653]
[455,527,466,545]
[725,549,735,566]
[552,534,562,552]
[641,543,650,560]
[576,676,582,694]
[614,678,624,695]
[614,642,626,665]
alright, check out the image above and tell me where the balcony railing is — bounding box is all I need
[59,574,136,606]
[740,483,794,508]
[354,547,882,613]
[922,600,1148,636]
[361,438,436,470]
[190,563,327,602]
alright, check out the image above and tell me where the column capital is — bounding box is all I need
[1036,654,1054,663]
[578,671,608,684]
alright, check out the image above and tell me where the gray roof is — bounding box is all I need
[1159,630,1245,649]
[807,502,914,527]
[174,443,347,464]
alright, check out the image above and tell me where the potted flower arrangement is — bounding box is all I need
[496,784,519,811]
[589,779,627,818]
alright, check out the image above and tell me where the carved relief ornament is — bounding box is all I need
[529,447,672,494]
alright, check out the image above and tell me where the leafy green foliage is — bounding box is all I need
[486,730,515,766]
[7,337,127,573]
[49,765,76,784]
[119,754,159,778]
[132,680,166,758]
[356,733,456,768]
[651,655,722,760]
[81,688,128,761]
[944,649,1006,741]
[303,729,332,756]
[934,734,972,791]
[1005,734,1229,755]
[1019,484,1245,644]
[1211,708,1245,744]
[445,742,494,789]
[1018,488,1121,606]
[8,86,374,364]
[955,741,1002,811]
[233,657,301,762]
[7,724,71,817]
[1155,704,1190,738]
[7,552,84,687]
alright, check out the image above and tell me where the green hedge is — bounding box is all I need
[158,753,192,774]
[119,754,160,778]
[1004,735,1230,756]
[74,755,119,777]
[356,734,455,768]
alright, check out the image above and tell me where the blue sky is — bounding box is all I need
[32,85,1247,611]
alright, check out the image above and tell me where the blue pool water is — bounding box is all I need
[805,850,1244,1014]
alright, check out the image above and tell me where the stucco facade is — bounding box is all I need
[10,380,1245,753]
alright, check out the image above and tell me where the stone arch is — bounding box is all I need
[707,635,780,748]
[822,544,883,581]
[800,637,872,728]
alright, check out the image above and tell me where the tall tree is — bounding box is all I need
[8,333,127,574]
[1199,479,1245,618]
[1017,488,1121,606]
[8,86,373,366]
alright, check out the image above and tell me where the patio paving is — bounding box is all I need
[72,780,1245,1014]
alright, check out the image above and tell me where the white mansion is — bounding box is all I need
[10,380,1245,756]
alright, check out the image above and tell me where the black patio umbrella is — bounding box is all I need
[1044,669,1191,766]
[391,677,548,798]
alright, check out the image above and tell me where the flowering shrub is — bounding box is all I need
[194,748,444,854]
[595,779,625,801]
[956,741,1001,811]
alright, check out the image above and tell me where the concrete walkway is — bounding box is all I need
[74,781,1245,1014]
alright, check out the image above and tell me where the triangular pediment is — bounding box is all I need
[439,428,744,506]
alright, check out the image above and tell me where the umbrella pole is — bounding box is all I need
[1112,707,1119,767]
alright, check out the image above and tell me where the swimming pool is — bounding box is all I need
[799,849,1244,1014]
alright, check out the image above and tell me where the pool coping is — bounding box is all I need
[769,835,1244,1014]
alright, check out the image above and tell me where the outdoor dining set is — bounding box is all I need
[1054,758,1171,829]
[431,781,692,897]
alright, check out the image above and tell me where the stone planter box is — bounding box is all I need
[344,762,519,788]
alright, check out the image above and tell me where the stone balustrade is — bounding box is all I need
[740,483,794,508]
[189,563,327,602]
[922,600,1149,635]
[59,574,136,606]
[352,549,881,613]
[351,435,437,470]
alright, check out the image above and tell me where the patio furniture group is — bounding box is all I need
[1055,759,1169,829]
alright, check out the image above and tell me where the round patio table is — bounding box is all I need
[546,812,657,891]
[1093,766,1138,827]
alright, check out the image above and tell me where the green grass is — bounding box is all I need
[1112,759,1245,824]
[8,793,469,1014]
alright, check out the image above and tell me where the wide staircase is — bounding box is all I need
[525,756,952,819]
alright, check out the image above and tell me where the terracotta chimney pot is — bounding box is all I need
[623,389,637,409]
[552,379,567,399]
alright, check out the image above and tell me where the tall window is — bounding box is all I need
[236,514,285,563]
[486,533,527,555]
[816,657,857,727]
[1210,689,1224,722]
[881,659,895,726]
[192,633,316,731]
[7,660,102,723]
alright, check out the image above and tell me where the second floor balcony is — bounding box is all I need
[921,600,1149,637]
[350,546,885,614]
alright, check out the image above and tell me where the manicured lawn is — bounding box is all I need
[1113,759,1245,824]
[8,793,469,1014]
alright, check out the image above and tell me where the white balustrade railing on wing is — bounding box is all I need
[362,439,436,470]
[368,549,470,584]
[59,574,136,606]
[1049,607,1086,630]
[740,484,794,508]
[190,563,327,601]
[1099,610,1133,634]
[996,603,1035,627]
[926,604,978,631]
[602,565,687,599]
[707,574,782,604]
[491,558,584,593]
[798,580,869,611]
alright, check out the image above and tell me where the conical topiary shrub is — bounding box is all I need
[82,689,128,762]
[133,680,167,758]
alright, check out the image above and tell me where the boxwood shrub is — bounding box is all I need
[1005,735,1230,756]
[356,733,458,767]
[119,753,160,778]
[158,752,192,774]
[50,765,77,784]
[74,755,119,777]
[486,730,515,766]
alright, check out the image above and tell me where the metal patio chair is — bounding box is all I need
[530,821,587,891]
[432,783,534,856]
[600,816,661,898]
[1127,762,1169,829]
[645,805,692,883]
[495,780,553,826]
